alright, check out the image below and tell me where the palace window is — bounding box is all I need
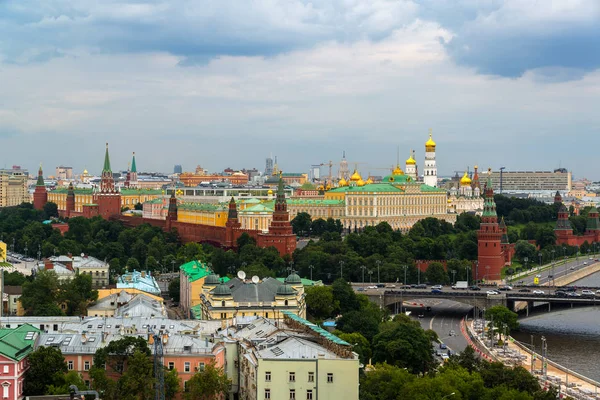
[308,372,314,382]
[68,360,73,370]
[265,389,271,399]
[289,372,295,382]
[307,390,313,400]
[289,389,296,399]
[265,371,271,382]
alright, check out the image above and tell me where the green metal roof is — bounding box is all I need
[0,324,40,361]
[179,260,211,282]
[190,304,202,320]
[240,204,273,213]
[328,183,405,193]
[282,311,350,346]
[36,166,45,186]
[121,189,163,195]
[287,199,345,206]
[419,184,446,193]
[240,198,261,204]
[381,173,411,183]
[178,203,227,212]
[131,153,137,173]
[103,144,112,172]
[275,277,322,286]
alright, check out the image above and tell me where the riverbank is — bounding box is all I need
[464,319,600,399]
[550,262,600,286]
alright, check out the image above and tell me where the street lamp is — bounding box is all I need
[538,252,542,272]
[451,270,457,284]
[368,270,373,284]
[339,260,344,280]
[376,260,381,283]
[360,265,367,284]
[308,265,314,281]
[524,257,528,271]
[403,265,408,286]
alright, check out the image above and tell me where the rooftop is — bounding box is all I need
[117,270,160,295]
[0,324,40,361]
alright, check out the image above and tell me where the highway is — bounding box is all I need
[410,300,472,355]
[514,258,598,286]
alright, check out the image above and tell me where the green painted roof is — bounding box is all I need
[179,260,211,282]
[145,198,164,204]
[0,324,40,361]
[419,184,446,193]
[240,204,274,213]
[52,188,95,195]
[328,183,405,193]
[287,199,345,206]
[381,173,412,184]
[103,145,111,172]
[131,153,137,173]
[190,304,202,320]
[121,189,163,195]
[282,311,350,346]
[36,166,45,186]
[179,203,227,212]
[241,198,261,204]
[281,173,305,177]
[276,277,323,286]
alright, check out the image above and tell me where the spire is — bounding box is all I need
[131,152,137,173]
[36,164,45,186]
[227,196,238,220]
[276,172,285,205]
[103,143,112,173]
[482,168,497,218]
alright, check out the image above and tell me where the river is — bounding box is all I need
[511,272,600,383]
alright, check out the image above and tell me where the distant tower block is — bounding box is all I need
[423,129,437,187]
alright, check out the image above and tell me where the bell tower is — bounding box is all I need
[423,129,437,187]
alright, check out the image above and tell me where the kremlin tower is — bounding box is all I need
[65,182,75,217]
[476,169,504,282]
[423,129,437,187]
[33,165,48,210]
[94,143,121,219]
[125,152,138,188]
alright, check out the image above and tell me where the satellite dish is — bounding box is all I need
[237,270,246,280]
[80,253,84,257]
[251,275,259,284]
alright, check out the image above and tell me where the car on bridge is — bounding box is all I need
[498,285,513,291]
[487,290,500,295]
[567,292,582,298]
[554,290,567,297]
[431,289,443,294]
[581,290,595,298]
[469,285,481,291]
[532,290,545,295]
[519,288,531,292]
[431,285,443,290]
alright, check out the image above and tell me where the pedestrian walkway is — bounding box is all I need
[464,319,600,400]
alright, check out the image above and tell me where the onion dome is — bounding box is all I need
[285,273,302,285]
[83,169,89,174]
[350,169,362,181]
[277,284,296,296]
[447,198,452,203]
[213,282,232,296]
[204,274,220,285]
[338,177,348,187]
[460,171,472,186]
[366,177,373,184]
[357,178,365,186]
[406,154,416,165]
[392,165,404,175]
[317,184,324,191]
[425,130,436,151]
[267,189,273,195]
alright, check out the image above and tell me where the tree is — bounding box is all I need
[20,270,63,316]
[514,241,537,265]
[126,257,140,271]
[331,279,360,314]
[134,202,143,211]
[24,346,68,395]
[485,305,519,332]
[305,285,338,320]
[425,262,449,284]
[337,308,381,343]
[47,371,88,395]
[185,362,230,400]
[3,270,27,286]
[359,363,414,400]
[291,212,312,236]
[335,331,371,364]
[61,273,98,316]
[43,202,59,219]
[165,368,181,400]
[118,350,154,400]
[236,233,256,249]
[168,277,180,302]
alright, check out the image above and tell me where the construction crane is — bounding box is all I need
[311,161,333,183]
[150,328,165,400]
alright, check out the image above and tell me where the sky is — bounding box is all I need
[1,0,599,180]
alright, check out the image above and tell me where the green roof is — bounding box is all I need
[276,277,322,286]
[131,153,137,173]
[241,198,261,204]
[179,203,227,212]
[36,166,45,186]
[328,183,405,193]
[179,260,211,282]
[282,311,350,346]
[51,188,95,195]
[419,184,446,193]
[240,204,273,213]
[121,189,163,195]
[103,144,112,172]
[145,198,164,204]
[287,199,344,206]
[190,304,202,320]
[0,324,40,361]
[381,173,412,184]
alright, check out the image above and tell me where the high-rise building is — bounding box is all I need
[488,169,572,192]
[265,156,274,177]
[55,166,73,180]
[423,129,437,187]
[173,164,183,174]
[0,166,29,207]
[338,151,349,181]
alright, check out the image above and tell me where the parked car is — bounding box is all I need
[518,288,531,292]
[439,343,447,350]
[357,287,365,292]
[567,292,582,297]
[532,290,545,295]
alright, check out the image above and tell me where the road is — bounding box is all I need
[516,258,598,286]
[408,299,472,355]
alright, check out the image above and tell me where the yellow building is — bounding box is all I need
[0,168,29,207]
[200,272,306,321]
[177,203,229,226]
[0,241,6,262]
[47,187,162,213]
[179,260,217,319]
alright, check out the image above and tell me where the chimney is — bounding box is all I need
[81,333,87,344]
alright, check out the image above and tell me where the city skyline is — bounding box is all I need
[1,1,599,179]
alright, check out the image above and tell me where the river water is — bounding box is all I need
[512,272,600,383]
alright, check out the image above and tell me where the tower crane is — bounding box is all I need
[311,161,333,183]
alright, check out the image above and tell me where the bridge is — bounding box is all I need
[365,288,600,313]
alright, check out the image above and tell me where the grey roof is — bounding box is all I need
[213,282,232,296]
[257,337,340,360]
[284,273,301,285]
[277,284,295,296]
[114,295,166,318]
[216,277,294,303]
[205,274,220,285]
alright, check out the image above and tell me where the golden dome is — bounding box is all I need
[425,130,436,150]
[460,171,472,186]
[405,155,416,165]
[83,169,88,174]
[338,178,348,187]
[366,177,373,184]
[392,165,404,175]
[357,178,365,186]
[267,189,273,195]
[325,184,331,190]
[350,169,362,181]
[447,198,452,203]
[317,185,324,191]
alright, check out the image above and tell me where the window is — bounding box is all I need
[168,362,174,370]
[3,384,8,399]
[198,362,205,371]
[184,362,190,372]
[116,361,124,373]
[68,361,73,370]
[306,390,313,400]
[289,372,295,382]
[264,389,271,399]
[265,371,271,382]
[84,361,90,371]
[327,373,333,383]
[53,324,58,331]
[221,301,225,307]
[220,313,227,319]
[289,389,296,399]
[308,372,314,382]
[184,381,189,392]
[2,366,8,373]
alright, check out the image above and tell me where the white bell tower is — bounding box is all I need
[423,129,437,187]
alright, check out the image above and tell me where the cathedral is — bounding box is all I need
[447,166,485,215]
